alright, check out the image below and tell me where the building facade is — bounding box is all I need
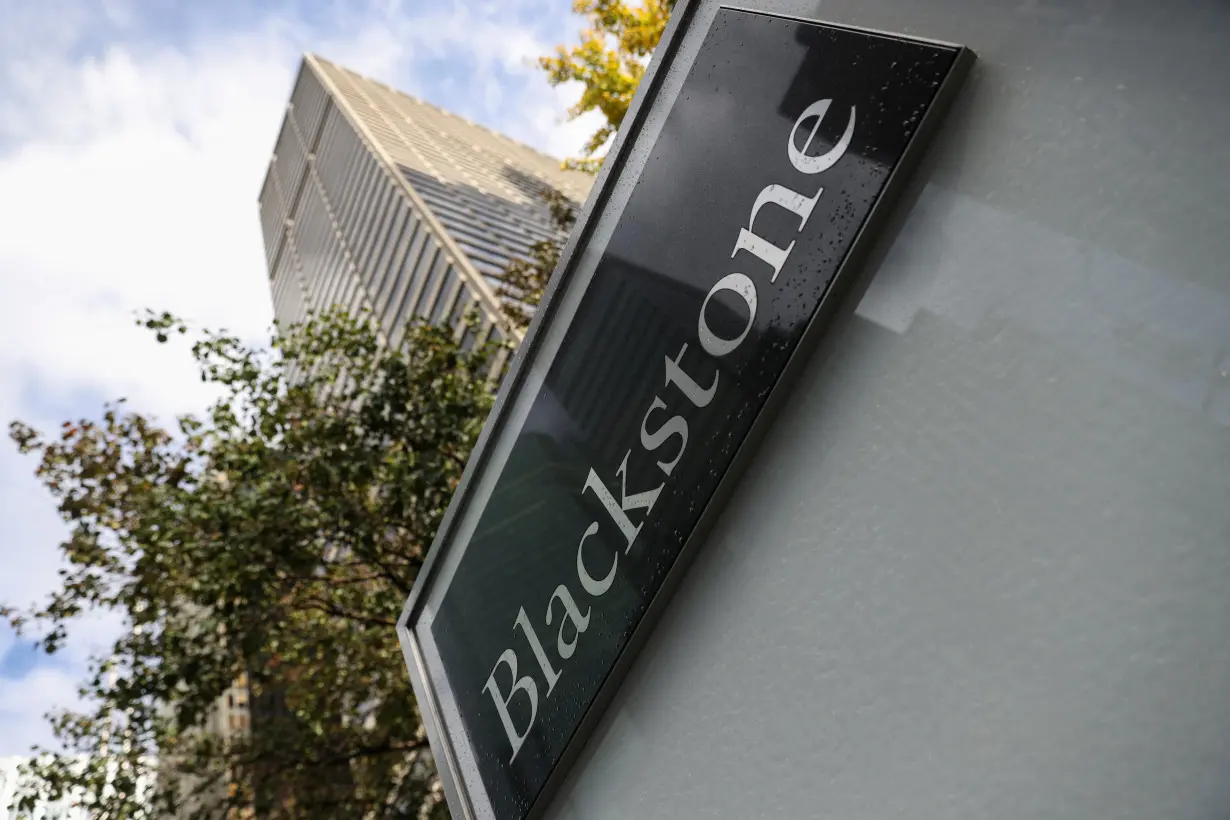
[236,53,592,817]
[257,54,593,353]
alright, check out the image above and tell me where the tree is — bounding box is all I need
[540,0,677,173]
[512,2,676,327]
[3,308,507,819]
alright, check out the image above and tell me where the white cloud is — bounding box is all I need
[348,0,598,159]
[0,0,594,756]
[0,34,303,421]
[0,666,84,755]
[0,17,305,755]
[536,82,611,164]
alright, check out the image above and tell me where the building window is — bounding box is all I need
[411,254,449,321]
[370,205,410,295]
[449,286,475,330]
[355,185,395,272]
[431,273,461,324]
[377,217,421,317]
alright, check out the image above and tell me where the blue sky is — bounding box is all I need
[0,0,598,755]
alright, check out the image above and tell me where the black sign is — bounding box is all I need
[402,7,972,820]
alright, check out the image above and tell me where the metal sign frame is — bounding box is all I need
[397,3,974,817]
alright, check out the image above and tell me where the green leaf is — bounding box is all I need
[6,306,499,819]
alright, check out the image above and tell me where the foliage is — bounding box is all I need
[496,188,578,331]
[3,308,508,819]
[540,0,677,173]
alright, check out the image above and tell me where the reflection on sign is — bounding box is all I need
[411,8,973,820]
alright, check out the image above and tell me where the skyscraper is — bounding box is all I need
[257,54,593,352]
[227,55,593,817]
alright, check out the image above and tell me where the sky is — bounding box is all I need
[0,0,600,756]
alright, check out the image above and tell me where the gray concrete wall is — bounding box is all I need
[545,1,1230,817]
